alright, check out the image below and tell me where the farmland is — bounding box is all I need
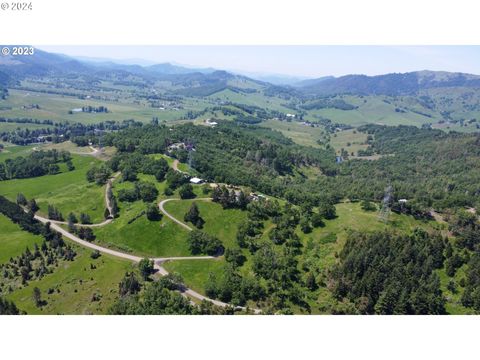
[1,47,480,315]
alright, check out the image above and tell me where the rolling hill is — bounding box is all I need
[296,70,480,96]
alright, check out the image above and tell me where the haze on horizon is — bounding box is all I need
[38,45,480,79]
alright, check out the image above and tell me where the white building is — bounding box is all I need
[190,177,203,184]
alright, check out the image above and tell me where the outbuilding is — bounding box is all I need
[190,177,204,184]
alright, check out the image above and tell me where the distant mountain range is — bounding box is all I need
[2,46,480,97]
[0,47,265,94]
[293,71,480,96]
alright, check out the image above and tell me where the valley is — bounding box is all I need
[1,47,480,315]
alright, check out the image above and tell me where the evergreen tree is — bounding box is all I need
[184,202,204,228]
[16,193,27,206]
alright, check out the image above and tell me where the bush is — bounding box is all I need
[179,183,196,199]
[146,203,161,221]
[361,200,377,211]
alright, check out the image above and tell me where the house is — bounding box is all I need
[205,119,218,127]
[167,142,185,151]
[398,199,408,204]
[286,113,296,118]
[249,192,267,201]
[190,177,204,184]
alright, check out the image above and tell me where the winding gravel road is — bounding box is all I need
[29,150,260,313]
[46,172,120,228]
[158,197,212,231]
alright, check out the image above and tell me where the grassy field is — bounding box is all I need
[94,200,191,257]
[436,265,473,315]
[163,258,226,294]
[299,201,436,272]
[208,89,292,113]
[93,177,191,257]
[0,144,36,162]
[305,95,436,127]
[0,122,54,132]
[0,155,106,223]
[6,245,133,314]
[297,201,442,313]
[260,119,325,148]
[329,129,368,155]
[163,199,249,249]
[0,89,195,124]
[161,201,440,311]
[0,214,44,264]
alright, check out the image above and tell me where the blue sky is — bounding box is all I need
[39,46,480,78]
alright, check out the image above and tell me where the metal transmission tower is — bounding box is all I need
[186,138,196,172]
[378,185,393,222]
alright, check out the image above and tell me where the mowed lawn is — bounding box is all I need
[0,155,106,223]
[0,214,44,264]
[7,245,134,314]
[163,199,249,249]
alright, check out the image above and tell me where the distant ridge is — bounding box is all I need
[295,70,480,96]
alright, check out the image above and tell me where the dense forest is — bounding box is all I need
[100,121,480,214]
[336,125,480,210]
[331,229,446,314]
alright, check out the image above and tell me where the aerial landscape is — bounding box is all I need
[1,45,480,315]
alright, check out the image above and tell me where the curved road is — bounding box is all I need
[30,149,260,313]
[47,172,120,228]
[33,212,255,311]
[158,198,213,231]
